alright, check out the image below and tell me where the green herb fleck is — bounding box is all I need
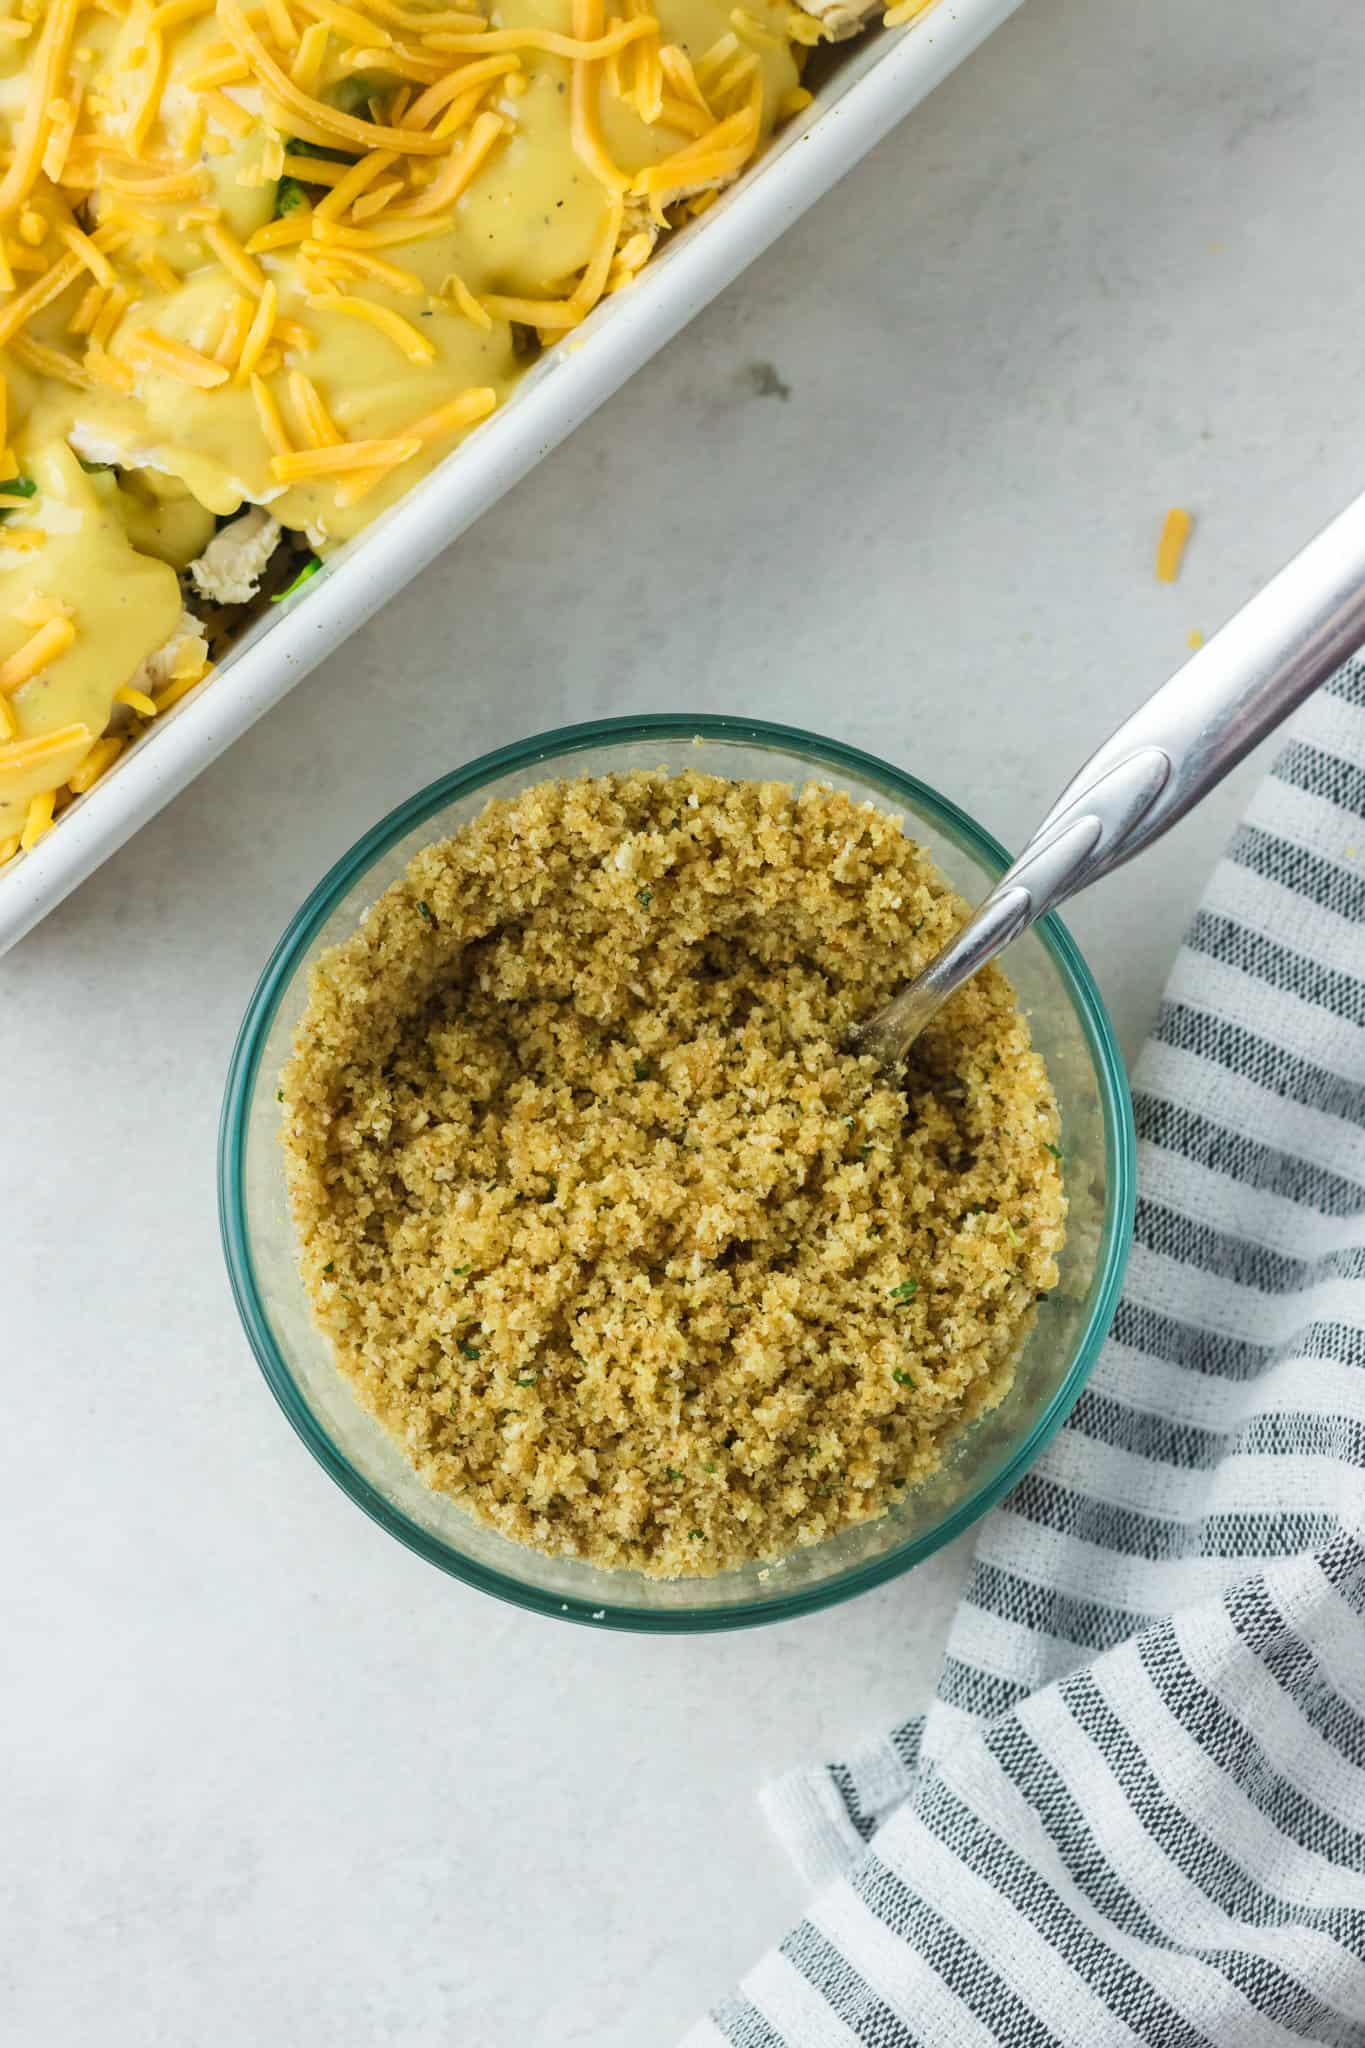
[636,887,653,908]
[416,899,435,924]
[0,475,37,521]
[270,554,321,602]
[689,1529,703,1540]
[665,1466,682,1482]
[276,1088,284,1101]
[893,1368,915,1387]
[322,1262,334,1275]
[450,1263,471,1277]
[1044,1141,1062,1160]
[459,1342,481,1361]
[633,1060,652,1081]
[704,1461,717,1474]
[888,1279,919,1302]
[515,1374,537,1386]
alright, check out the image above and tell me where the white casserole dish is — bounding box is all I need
[0,0,1021,955]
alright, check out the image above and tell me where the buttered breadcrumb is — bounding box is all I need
[280,771,1066,1578]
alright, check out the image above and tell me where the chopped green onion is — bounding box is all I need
[892,1368,915,1386]
[515,1374,537,1386]
[322,1262,334,1275]
[416,899,435,923]
[888,1279,919,1301]
[0,475,37,521]
[459,1342,481,1361]
[636,887,652,908]
[1044,1141,1062,1160]
[270,554,321,602]
[450,1263,470,1277]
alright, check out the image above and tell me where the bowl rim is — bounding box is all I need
[218,712,1136,1633]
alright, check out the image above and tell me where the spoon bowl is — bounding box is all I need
[859,487,1365,1067]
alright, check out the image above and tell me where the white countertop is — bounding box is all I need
[7,0,1364,2039]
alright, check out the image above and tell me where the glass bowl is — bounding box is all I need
[219,714,1135,1631]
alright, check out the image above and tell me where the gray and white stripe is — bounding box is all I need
[686,660,1365,2046]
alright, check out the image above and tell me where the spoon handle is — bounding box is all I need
[859,489,1365,1067]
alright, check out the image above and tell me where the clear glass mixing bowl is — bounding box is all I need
[219,715,1135,1631]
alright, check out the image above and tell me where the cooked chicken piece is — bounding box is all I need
[188,508,282,607]
[126,610,210,699]
[795,0,882,35]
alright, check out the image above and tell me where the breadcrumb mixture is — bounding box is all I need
[281,771,1066,1578]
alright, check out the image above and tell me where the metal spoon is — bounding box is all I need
[856,491,1365,1070]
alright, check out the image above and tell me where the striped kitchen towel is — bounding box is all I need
[687,658,1365,2046]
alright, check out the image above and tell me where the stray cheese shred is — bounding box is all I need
[1157,506,1194,584]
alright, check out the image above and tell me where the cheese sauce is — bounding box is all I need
[0,0,810,858]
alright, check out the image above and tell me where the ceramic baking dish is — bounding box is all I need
[0,0,1021,954]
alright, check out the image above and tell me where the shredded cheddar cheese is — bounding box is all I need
[391,107,505,215]
[250,371,295,455]
[570,0,630,192]
[0,721,93,774]
[233,279,280,381]
[288,367,343,444]
[114,683,160,716]
[883,0,938,28]
[270,433,422,480]
[20,785,57,845]
[65,731,123,792]
[0,616,78,694]
[202,217,270,295]
[320,294,435,360]
[124,328,232,386]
